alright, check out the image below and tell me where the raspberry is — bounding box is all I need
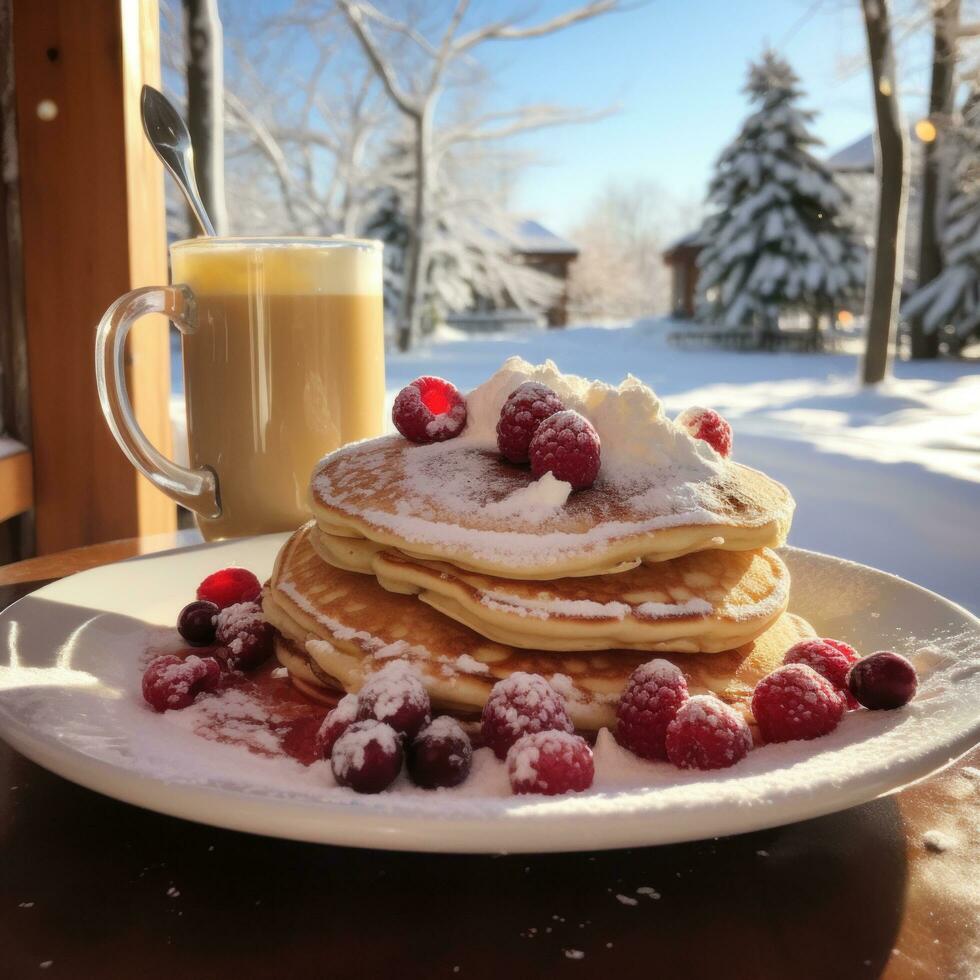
[392,376,467,444]
[331,720,403,793]
[528,410,601,490]
[751,664,845,743]
[408,716,473,789]
[356,661,432,740]
[481,672,574,760]
[615,659,689,760]
[847,652,918,710]
[676,407,733,457]
[784,638,860,709]
[496,382,566,463]
[142,653,221,712]
[315,693,360,759]
[196,567,262,610]
[176,599,219,646]
[665,695,752,770]
[507,730,594,796]
[214,601,274,670]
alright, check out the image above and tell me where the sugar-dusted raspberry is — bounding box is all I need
[752,663,845,743]
[177,599,219,646]
[315,693,360,759]
[331,720,403,793]
[408,716,473,789]
[142,653,221,712]
[507,730,594,796]
[196,567,262,610]
[615,659,689,760]
[392,376,467,444]
[528,410,601,490]
[676,406,733,457]
[665,695,752,770]
[481,672,574,760]
[214,601,274,671]
[356,661,431,740]
[496,382,566,463]
[847,651,918,710]
[784,638,860,708]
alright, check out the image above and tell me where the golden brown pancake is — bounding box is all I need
[263,524,814,731]
[311,527,789,653]
[309,436,794,580]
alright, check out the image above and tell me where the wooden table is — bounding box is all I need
[0,543,977,979]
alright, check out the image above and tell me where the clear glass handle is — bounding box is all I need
[95,284,221,519]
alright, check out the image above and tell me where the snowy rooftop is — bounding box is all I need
[506,219,579,255]
[827,129,924,173]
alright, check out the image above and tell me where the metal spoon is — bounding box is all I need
[140,84,216,237]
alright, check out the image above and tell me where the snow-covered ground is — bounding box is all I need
[386,319,980,612]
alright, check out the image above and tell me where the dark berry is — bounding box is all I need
[392,376,467,444]
[528,410,601,490]
[408,717,473,789]
[356,662,431,740]
[331,720,403,793]
[142,653,221,712]
[315,694,359,759]
[507,730,594,796]
[665,695,752,770]
[676,407,733,457]
[615,659,689,760]
[847,652,918,710]
[496,382,566,463]
[481,672,573,760]
[177,599,219,646]
[214,601,274,670]
[752,664,845,743]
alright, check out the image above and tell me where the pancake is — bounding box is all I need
[309,436,794,580]
[264,523,815,731]
[311,527,789,653]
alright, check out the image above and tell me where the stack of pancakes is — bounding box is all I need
[262,394,810,732]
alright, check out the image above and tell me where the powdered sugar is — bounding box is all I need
[480,471,572,520]
[215,601,264,655]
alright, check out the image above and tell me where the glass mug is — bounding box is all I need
[96,237,385,540]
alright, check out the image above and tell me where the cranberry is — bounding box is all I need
[391,376,467,444]
[507,730,594,796]
[481,672,574,760]
[496,382,566,463]
[176,599,219,646]
[615,659,689,760]
[752,664,845,743]
[214,601,274,670]
[331,720,403,794]
[356,662,431,741]
[315,694,359,759]
[408,717,473,789]
[847,652,918,710]
[142,653,221,712]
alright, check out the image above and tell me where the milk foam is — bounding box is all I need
[464,357,723,480]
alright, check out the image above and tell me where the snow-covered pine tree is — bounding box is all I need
[902,84,980,351]
[696,50,866,343]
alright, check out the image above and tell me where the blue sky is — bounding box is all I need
[474,0,934,237]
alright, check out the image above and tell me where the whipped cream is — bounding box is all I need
[463,357,723,480]
[480,471,572,519]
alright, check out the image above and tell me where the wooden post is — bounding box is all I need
[12,0,175,554]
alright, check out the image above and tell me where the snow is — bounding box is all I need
[386,318,980,612]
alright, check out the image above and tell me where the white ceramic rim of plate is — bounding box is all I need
[0,536,977,854]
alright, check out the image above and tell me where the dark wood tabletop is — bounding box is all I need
[0,546,977,980]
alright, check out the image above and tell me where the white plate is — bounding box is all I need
[0,536,977,853]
